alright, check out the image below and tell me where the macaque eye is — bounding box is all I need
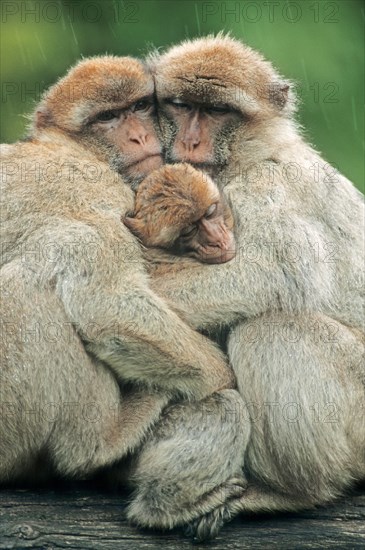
[204,203,217,218]
[133,100,152,112]
[180,224,197,237]
[95,110,120,122]
[205,105,230,115]
[166,99,192,111]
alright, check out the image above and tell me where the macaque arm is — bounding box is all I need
[150,211,334,330]
[151,259,266,329]
[34,220,233,400]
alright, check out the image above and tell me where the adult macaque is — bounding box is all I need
[0,56,249,538]
[149,35,365,530]
[124,163,236,265]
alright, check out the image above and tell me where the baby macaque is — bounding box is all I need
[124,163,236,264]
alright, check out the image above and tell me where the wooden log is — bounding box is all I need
[0,483,364,549]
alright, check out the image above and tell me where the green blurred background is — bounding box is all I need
[1,0,364,192]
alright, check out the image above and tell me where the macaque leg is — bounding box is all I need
[1,263,249,541]
[0,262,167,483]
[126,389,250,540]
[228,312,365,512]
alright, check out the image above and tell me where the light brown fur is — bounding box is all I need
[149,35,365,528]
[0,55,249,538]
[124,162,235,268]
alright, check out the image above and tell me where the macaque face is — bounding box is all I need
[159,100,242,176]
[36,57,164,186]
[152,37,289,176]
[124,164,236,264]
[173,198,236,264]
[90,96,163,182]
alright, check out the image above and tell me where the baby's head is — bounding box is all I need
[124,163,235,264]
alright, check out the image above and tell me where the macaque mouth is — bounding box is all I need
[185,229,236,263]
[192,244,236,264]
[165,149,221,172]
[126,153,163,168]
[177,154,215,164]
[169,157,221,173]
[190,161,223,170]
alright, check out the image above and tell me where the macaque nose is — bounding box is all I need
[127,119,149,146]
[182,132,200,151]
[128,129,148,146]
[182,114,201,152]
[200,219,228,249]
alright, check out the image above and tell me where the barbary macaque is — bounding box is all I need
[149,35,365,534]
[124,163,236,265]
[0,56,249,539]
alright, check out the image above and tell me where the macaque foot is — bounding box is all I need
[126,391,249,538]
[127,474,247,540]
[184,475,247,541]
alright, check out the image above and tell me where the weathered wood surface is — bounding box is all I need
[0,483,364,549]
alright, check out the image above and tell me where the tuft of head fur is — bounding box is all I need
[33,56,153,133]
[149,34,296,117]
[125,163,219,247]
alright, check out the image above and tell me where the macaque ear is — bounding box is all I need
[268,82,290,110]
[123,216,144,237]
[35,106,52,129]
